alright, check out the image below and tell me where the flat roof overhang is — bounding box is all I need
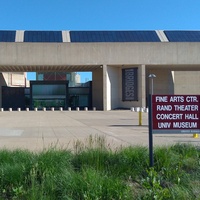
[1,42,200,68]
[0,65,102,72]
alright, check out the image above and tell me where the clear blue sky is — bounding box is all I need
[1,0,199,81]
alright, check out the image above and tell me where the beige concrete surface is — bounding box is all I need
[0,110,199,151]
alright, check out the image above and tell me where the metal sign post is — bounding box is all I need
[148,94,154,167]
[148,74,156,168]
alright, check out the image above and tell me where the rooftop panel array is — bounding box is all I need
[24,31,62,42]
[70,31,160,42]
[1,30,200,42]
[0,31,16,42]
[164,31,200,42]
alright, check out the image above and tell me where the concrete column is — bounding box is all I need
[138,65,146,107]
[103,64,111,111]
[107,66,119,110]
[169,71,175,94]
[92,67,103,110]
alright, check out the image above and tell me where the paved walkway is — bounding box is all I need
[0,110,199,151]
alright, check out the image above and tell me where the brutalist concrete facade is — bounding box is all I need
[1,30,200,110]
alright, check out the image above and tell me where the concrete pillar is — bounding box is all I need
[92,68,103,110]
[107,66,119,110]
[103,64,111,111]
[138,65,146,108]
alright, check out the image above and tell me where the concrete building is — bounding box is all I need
[36,72,81,87]
[1,30,200,110]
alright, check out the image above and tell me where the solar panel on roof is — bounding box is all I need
[0,31,16,42]
[24,31,62,42]
[164,31,200,42]
[70,31,160,42]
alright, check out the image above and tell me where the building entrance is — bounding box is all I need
[2,80,92,110]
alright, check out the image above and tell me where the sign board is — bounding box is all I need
[152,95,200,133]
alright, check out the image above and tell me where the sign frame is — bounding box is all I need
[148,94,200,167]
[152,95,200,134]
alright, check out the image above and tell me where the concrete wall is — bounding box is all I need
[1,42,200,67]
[174,71,200,94]
[117,65,146,109]
[2,72,26,87]
[146,68,174,95]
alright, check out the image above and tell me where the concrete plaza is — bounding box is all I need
[0,110,199,151]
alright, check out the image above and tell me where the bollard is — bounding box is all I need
[9,108,12,112]
[26,108,29,111]
[193,133,199,138]
[17,108,21,112]
[59,107,63,111]
[135,107,140,112]
[43,107,46,111]
[139,109,142,126]
[34,108,38,111]
[76,107,79,111]
[51,107,54,111]
[93,107,96,111]
[130,107,134,112]
[84,107,88,111]
[68,107,71,111]
[0,108,3,112]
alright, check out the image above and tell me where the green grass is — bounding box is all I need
[0,136,199,199]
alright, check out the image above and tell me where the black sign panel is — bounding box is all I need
[122,68,138,101]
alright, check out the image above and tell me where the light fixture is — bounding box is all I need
[148,74,156,95]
